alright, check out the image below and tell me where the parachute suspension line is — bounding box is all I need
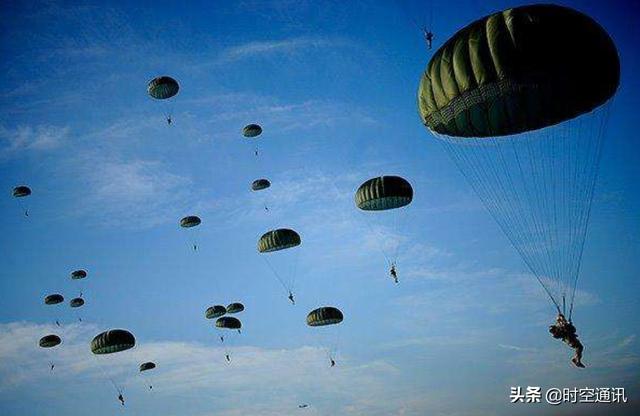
[361,212,393,266]
[437,101,611,316]
[568,101,612,320]
[261,255,290,294]
[94,355,122,395]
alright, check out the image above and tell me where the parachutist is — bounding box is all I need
[264,205,269,212]
[24,209,29,217]
[193,244,197,252]
[167,116,172,125]
[390,264,398,284]
[149,385,153,390]
[423,29,434,49]
[118,393,125,406]
[55,320,60,327]
[549,314,585,368]
[225,354,231,363]
[330,358,336,367]
[220,335,224,343]
[288,291,295,305]
[50,363,55,371]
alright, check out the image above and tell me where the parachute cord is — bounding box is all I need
[568,102,611,320]
[362,212,393,266]
[261,255,290,294]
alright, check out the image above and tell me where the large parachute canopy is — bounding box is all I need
[70,298,85,308]
[306,307,344,327]
[39,334,61,348]
[243,124,262,138]
[71,270,87,280]
[216,316,242,330]
[251,179,271,191]
[91,329,136,355]
[139,362,156,372]
[258,228,301,253]
[45,294,64,305]
[355,176,413,211]
[205,305,227,319]
[418,4,620,317]
[13,186,31,198]
[180,216,201,228]
[226,303,245,314]
[148,76,179,100]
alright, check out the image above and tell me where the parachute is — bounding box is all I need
[242,124,262,138]
[251,179,271,191]
[147,76,179,100]
[226,303,245,314]
[355,176,413,211]
[306,307,344,327]
[70,270,87,280]
[205,305,227,319]
[39,334,61,348]
[418,4,620,317]
[258,229,301,253]
[180,216,201,228]
[44,294,64,305]
[70,298,85,308]
[307,307,343,366]
[215,316,242,330]
[139,362,156,372]
[13,186,31,197]
[91,329,136,355]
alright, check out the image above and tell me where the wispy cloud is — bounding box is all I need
[211,36,355,66]
[0,124,69,157]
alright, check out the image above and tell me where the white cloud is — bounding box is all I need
[211,36,354,66]
[0,124,69,156]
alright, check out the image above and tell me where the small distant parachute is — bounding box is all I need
[226,303,245,314]
[45,294,64,305]
[71,270,87,280]
[180,216,201,228]
[147,76,179,100]
[251,179,271,191]
[13,186,31,198]
[306,307,344,327]
[242,124,262,138]
[70,298,85,308]
[216,316,242,330]
[39,334,61,348]
[205,305,227,319]
[298,404,309,409]
[355,176,413,211]
[91,329,136,355]
[258,228,301,253]
[139,362,156,372]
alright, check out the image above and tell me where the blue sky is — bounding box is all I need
[0,1,639,415]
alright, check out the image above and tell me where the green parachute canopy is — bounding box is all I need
[148,76,179,100]
[258,228,301,253]
[419,4,620,318]
[45,294,64,305]
[242,124,262,138]
[13,186,31,198]
[215,316,242,330]
[355,176,413,211]
[251,179,271,191]
[180,216,201,228]
[139,362,156,372]
[39,334,61,348]
[306,307,344,327]
[205,305,227,319]
[418,4,620,138]
[91,329,136,355]
[70,298,84,308]
[71,270,87,280]
[226,303,245,314]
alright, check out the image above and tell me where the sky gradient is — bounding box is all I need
[1,1,639,415]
